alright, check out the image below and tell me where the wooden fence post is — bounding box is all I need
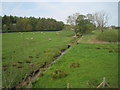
[97,77,110,88]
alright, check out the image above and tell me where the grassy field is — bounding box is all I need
[33,43,118,88]
[33,30,119,88]
[2,30,75,88]
[96,29,120,42]
[2,29,119,88]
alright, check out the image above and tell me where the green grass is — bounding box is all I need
[2,30,75,88]
[3,29,119,88]
[96,29,120,42]
[33,43,118,88]
[78,30,100,43]
[78,34,95,43]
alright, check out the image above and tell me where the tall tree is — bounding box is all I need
[76,15,95,35]
[67,13,96,36]
[29,17,38,30]
[9,15,14,24]
[16,18,32,31]
[66,13,80,36]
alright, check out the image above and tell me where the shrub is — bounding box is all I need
[51,69,67,80]
[70,62,80,68]
[96,30,120,42]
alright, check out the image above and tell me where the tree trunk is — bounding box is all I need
[100,27,104,32]
[101,29,104,32]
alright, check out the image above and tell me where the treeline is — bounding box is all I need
[2,15,64,32]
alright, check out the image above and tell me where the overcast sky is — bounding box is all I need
[1,2,118,26]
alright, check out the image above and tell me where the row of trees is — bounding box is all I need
[2,15,64,32]
[66,11,109,36]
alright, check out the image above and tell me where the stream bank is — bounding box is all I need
[15,37,80,88]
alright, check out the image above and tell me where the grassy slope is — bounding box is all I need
[2,30,75,87]
[33,30,118,88]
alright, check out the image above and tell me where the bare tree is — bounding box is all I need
[93,11,109,32]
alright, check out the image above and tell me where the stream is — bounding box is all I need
[15,38,79,88]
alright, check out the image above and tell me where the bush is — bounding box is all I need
[70,62,80,68]
[51,69,67,80]
[96,30,120,42]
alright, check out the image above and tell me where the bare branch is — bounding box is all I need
[93,11,109,32]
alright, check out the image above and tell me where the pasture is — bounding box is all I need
[2,30,75,88]
[33,43,118,88]
[33,30,119,88]
[2,29,119,88]
[96,29,120,42]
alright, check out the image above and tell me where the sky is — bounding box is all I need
[1,2,119,26]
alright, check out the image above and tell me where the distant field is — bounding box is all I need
[78,29,119,43]
[96,29,120,42]
[33,43,118,88]
[2,30,75,88]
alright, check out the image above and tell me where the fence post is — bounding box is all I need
[67,83,70,90]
